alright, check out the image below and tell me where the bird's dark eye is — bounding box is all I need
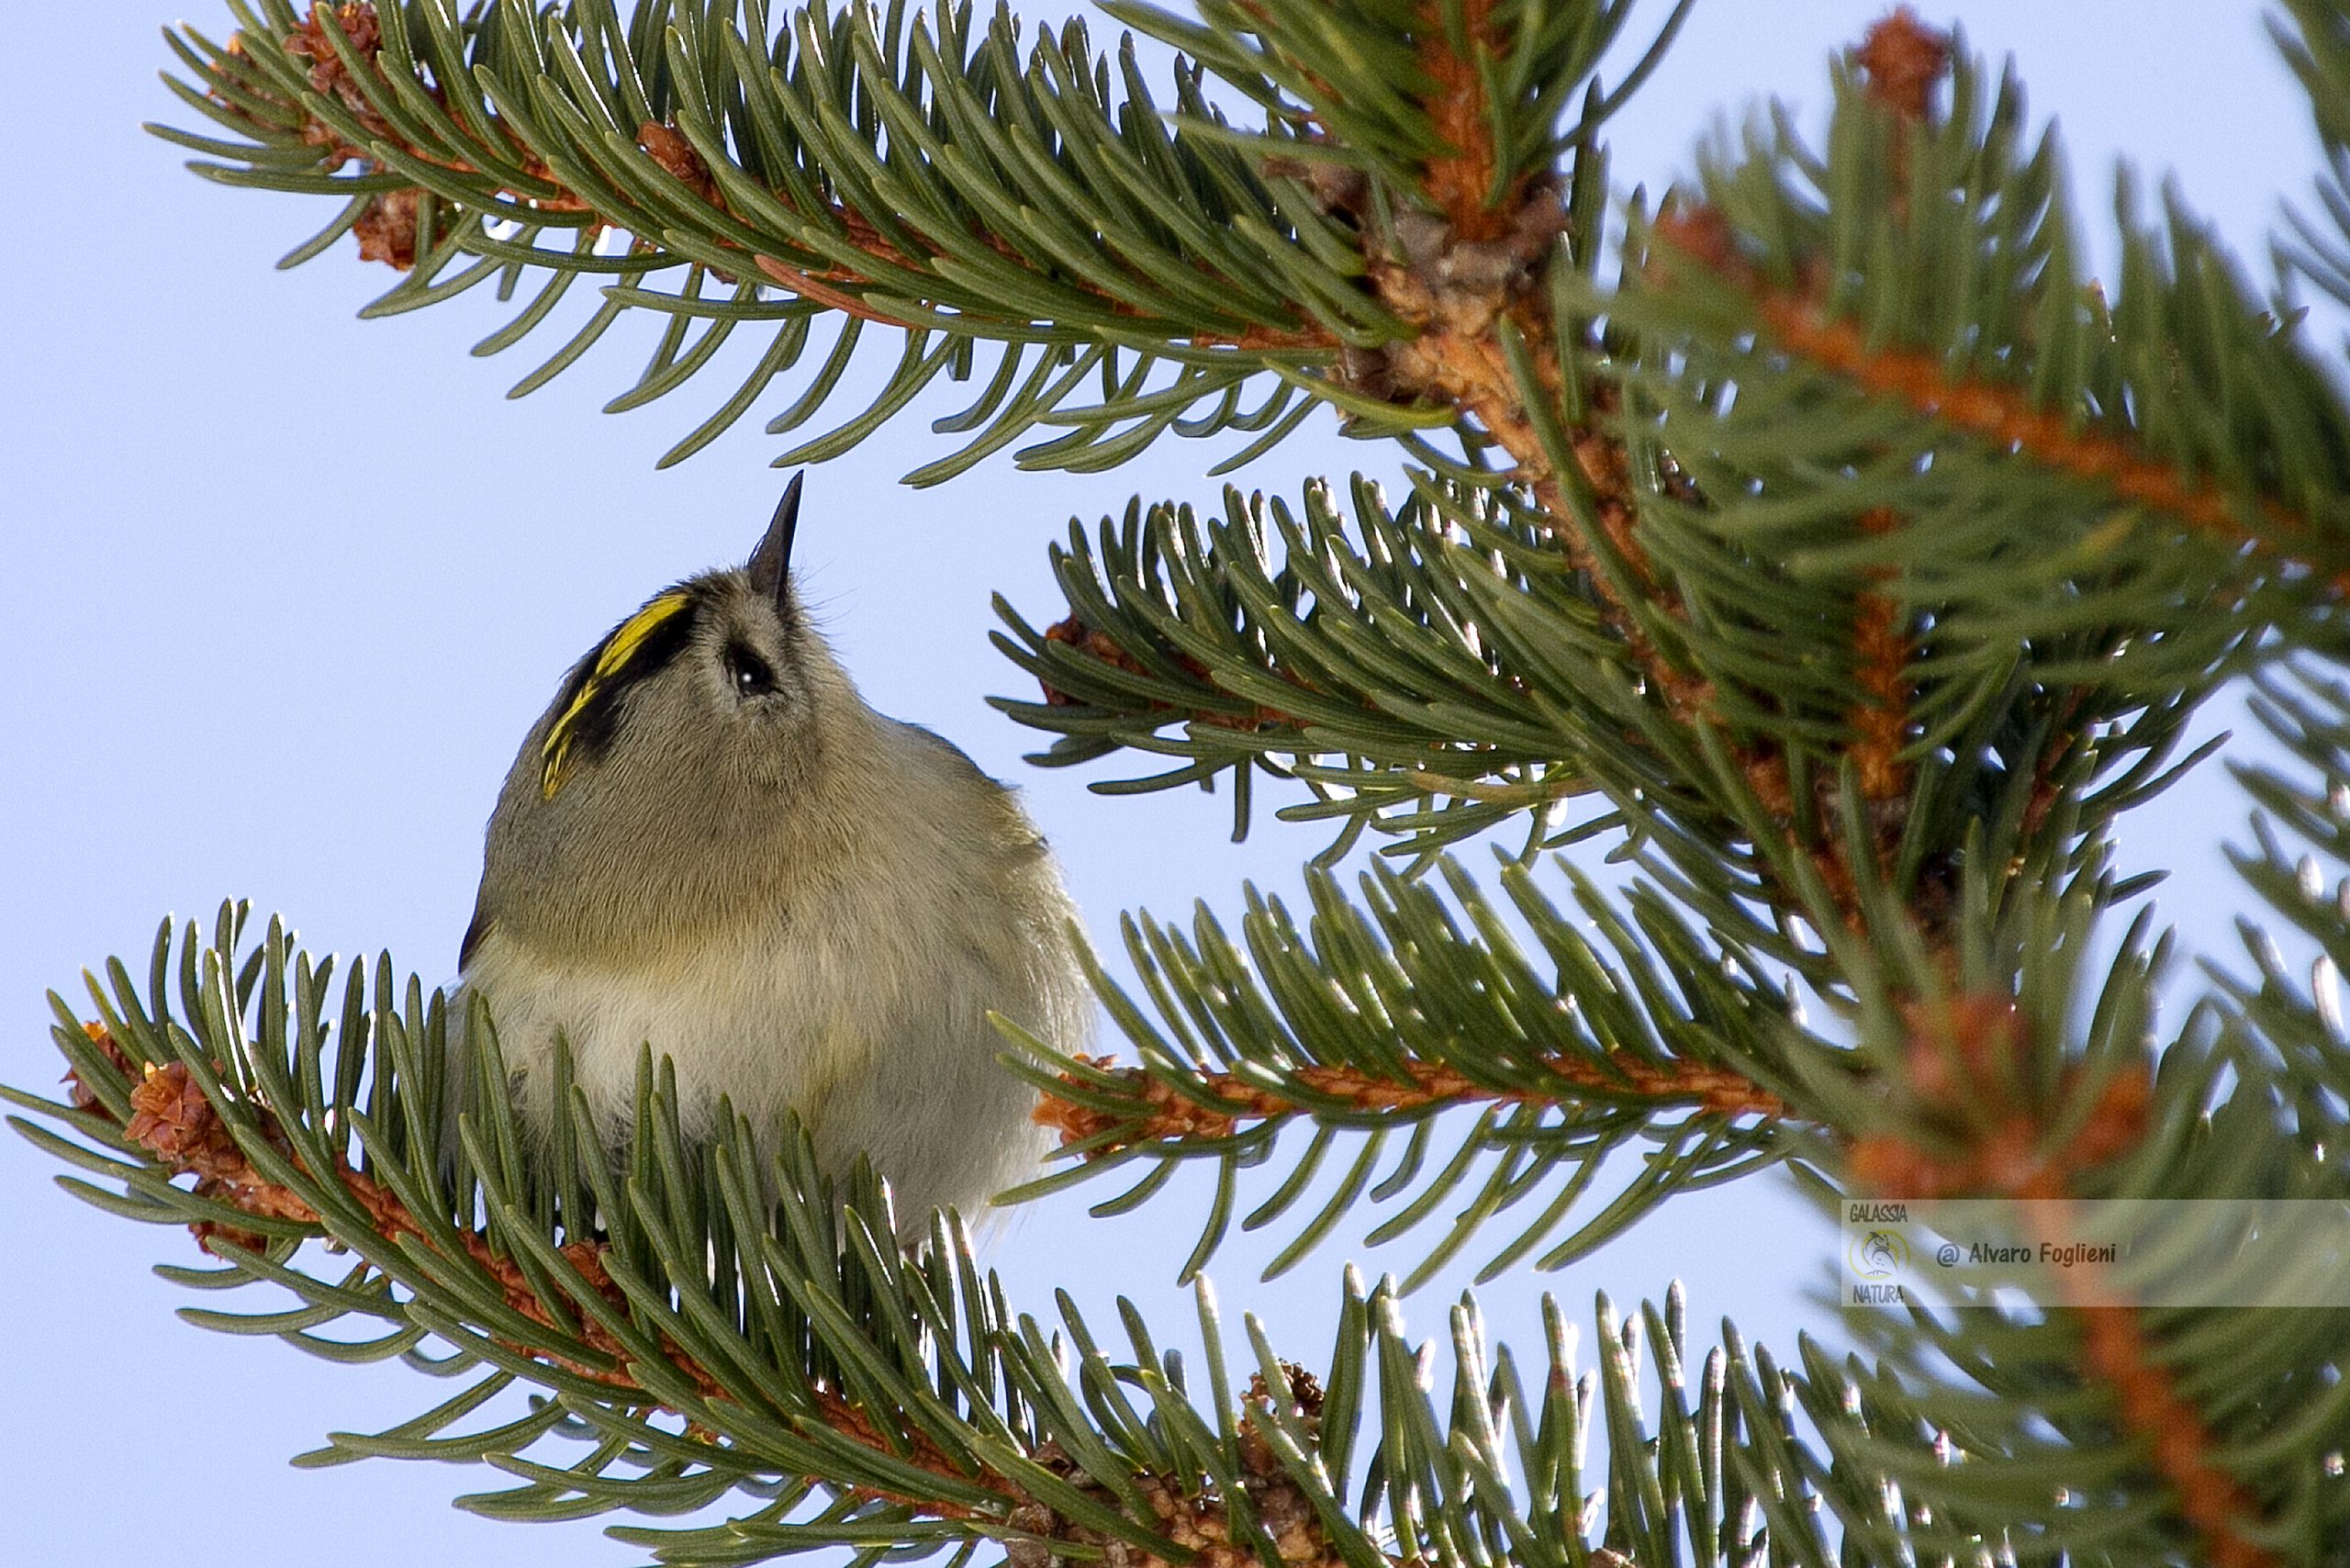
[725,642,778,697]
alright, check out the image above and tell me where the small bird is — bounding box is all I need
[454,476,1091,1226]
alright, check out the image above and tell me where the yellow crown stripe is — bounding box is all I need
[593,590,697,680]
[540,589,695,799]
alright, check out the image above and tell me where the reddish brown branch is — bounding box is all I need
[263,1,598,268]
[1847,998,2148,1200]
[1035,1048,1786,1157]
[1371,257,1906,930]
[1830,13,1940,853]
[1760,296,2314,558]
[1850,514,1914,810]
[1344,13,1695,716]
[1651,199,2330,588]
[100,1036,721,1399]
[752,254,927,330]
[2059,1277,2277,1568]
[1416,0,1513,243]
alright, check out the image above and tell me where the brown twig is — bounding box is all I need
[1035,1048,1786,1158]
[1849,505,1913,809]
[1759,297,2318,561]
[1260,6,1704,764]
[1852,8,1950,125]
[1650,196,2333,593]
[2058,1278,2277,1568]
[102,1036,722,1400]
[1416,0,1515,243]
[753,254,929,330]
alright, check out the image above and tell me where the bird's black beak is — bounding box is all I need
[746,472,803,614]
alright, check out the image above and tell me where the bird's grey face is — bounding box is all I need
[534,476,819,805]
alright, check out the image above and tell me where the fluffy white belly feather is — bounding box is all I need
[458,898,1066,1225]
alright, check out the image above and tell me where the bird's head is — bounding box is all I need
[532,473,840,811]
[471,475,876,957]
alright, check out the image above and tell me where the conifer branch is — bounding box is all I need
[61,1019,1360,1568]
[1653,12,1942,933]
[1000,858,1812,1289]
[1315,2,1684,684]
[217,1,1333,356]
[1012,15,2051,948]
[1654,209,2345,599]
[159,0,1395,476]
[1034,1046,1789,1155]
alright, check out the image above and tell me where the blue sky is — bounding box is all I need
[0,2,2324,1562]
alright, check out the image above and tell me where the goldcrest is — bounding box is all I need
[454,476,1091,1225]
